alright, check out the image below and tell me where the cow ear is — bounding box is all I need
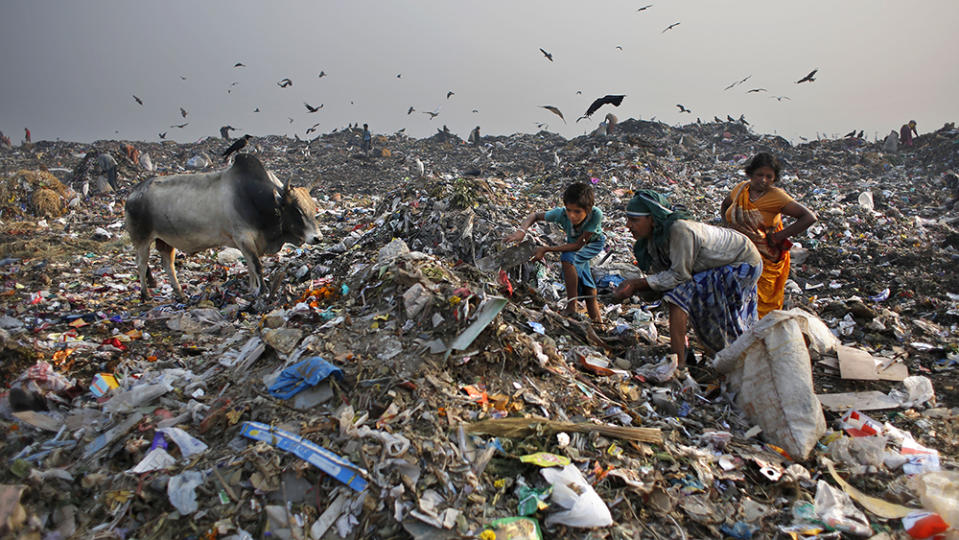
[282,177,291,195]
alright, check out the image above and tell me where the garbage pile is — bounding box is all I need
[0,119,957,539]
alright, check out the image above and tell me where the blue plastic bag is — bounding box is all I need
[268,357,343,399]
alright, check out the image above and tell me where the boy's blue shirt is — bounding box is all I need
[544,206,604,244]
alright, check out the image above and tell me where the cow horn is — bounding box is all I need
[282,176,291,194]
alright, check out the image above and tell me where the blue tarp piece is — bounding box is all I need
[268,356,343,399]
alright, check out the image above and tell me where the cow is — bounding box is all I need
[125,154,319,302]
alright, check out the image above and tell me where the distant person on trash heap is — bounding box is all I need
[720,152,817,318]
[613,190,761,367]
[361,123,372,152]
[900,120,918,147]
[505,182,606,323]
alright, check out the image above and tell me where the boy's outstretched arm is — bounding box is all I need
[504,211,546,243]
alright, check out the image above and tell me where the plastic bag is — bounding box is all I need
[827,435,887,472]
[712,310,828,460]
[157,427,208,458]
[813,480,871,536]
[167,470,204,515]
[634,354,678,383]
[889,376,936,408]
[540,464,612,528]
[103,382,172,414]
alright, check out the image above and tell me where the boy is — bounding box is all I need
[505,182,606,322]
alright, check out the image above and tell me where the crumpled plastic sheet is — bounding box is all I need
[541,464,612,528]
[268,356,343,399]
[167,470,204,515]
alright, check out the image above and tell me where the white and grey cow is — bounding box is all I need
[124,154,319,301]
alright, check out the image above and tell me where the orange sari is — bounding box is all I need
[725,181,794,317]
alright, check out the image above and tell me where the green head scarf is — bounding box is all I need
[626,189,691,271]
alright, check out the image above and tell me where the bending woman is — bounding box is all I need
[613,190,762,367]
[720,152,817,318]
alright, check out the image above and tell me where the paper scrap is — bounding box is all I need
[838,346,907,381]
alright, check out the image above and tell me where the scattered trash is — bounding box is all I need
[1,120,957,538]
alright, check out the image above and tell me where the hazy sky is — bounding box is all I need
[2,1,957,144]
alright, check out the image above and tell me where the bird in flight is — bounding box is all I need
[222,134,252,161]
[408,106,415,115]
[857,130,864,138]
[396,73,402,78]
[158,132,167,139]
[724,75,751,91]
[676,104,691,113]
[577,94,625,122]
[796,69,818,83]
[770,95,791,101]
[539,48,553,62]
[447,91,455,99]
[170,122,189,129]
[254,107,260,112]
[472,109,479,113]
[288,117,294,124]
[423,111,439,120]
[234,62,245,68]
[318,71,326,78]
[304,102,323,113]
[844,129,857,138]
[277,78,293,88]
[306,123,321,135]
[576,90,582,95]
[615,45,623,51]
[534,122,549,130]
[180,107,188,118]
[637,4,652,11]
[179,75,187,81]
[747,88,767,93]
[133,95,143,105]
[541,105,566,123]
[662,22,680,33]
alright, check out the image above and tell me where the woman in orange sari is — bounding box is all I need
[720,152,818,317]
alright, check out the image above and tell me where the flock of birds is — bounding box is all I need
[127,5,823,141]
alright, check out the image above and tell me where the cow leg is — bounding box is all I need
[156,239,186,302]
[135,241,152,301]
[239,248,264,296]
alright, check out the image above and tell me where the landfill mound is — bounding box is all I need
[0,120,958,539]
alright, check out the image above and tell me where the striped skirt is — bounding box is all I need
[664,262,761,353]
